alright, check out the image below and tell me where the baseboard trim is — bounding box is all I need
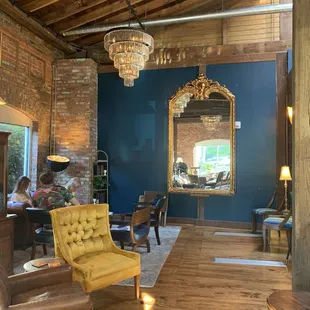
[167,217,262,230]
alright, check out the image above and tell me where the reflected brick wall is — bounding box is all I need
[176,121,230,167]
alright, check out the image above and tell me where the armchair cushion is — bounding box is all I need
[253,208,278,215]
[74,251,138,282]
[12,282,83,305]
[263,217,292,228]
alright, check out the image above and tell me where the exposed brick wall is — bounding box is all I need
[176,121,230,166]
[53,59,98,204]
[0,12,63,190]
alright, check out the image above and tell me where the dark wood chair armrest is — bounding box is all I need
[9,293,92,310]
[7,202,31,217]
[110,220,131,226]
[135,201,155,206]
[9,265,72,296]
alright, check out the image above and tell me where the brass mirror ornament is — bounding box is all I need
[168,74,236,196]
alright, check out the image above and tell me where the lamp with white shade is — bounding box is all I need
[279,165,292,214]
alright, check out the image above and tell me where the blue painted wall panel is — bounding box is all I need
[98,61,276,222]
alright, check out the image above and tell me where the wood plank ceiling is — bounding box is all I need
[9,0,291,68]
[12,0,235,48]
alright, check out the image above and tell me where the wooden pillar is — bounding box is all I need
[276,52,288,207]
[292,0,310,292]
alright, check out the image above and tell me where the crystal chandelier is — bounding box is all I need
[173,93,192,117]
[104,28,154,87]
[200,115,222,130]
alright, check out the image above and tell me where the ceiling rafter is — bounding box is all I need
[22,0,62,13]
[69,0,218,46]
[67,0,185,44]
[41,0,112,26]
[52,0,145,34]
[73,0,221,47]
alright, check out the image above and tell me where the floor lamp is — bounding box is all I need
[279,165,292,214]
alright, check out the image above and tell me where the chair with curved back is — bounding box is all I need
[135,196,167,245]
[252,189,283,233]
[26,208,54,260]
[110,206,152,252]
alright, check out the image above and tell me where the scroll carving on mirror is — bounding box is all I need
[168,74,236,195]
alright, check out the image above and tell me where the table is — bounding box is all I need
[267,290,310,310]
[23,257,65,272]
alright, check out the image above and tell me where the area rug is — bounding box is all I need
[13,226,181,288]
[116,225,181,288]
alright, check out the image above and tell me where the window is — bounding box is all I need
[0,105,32,193]
[194,139,230,177]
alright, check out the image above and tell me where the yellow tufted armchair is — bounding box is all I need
[49,204,141,298]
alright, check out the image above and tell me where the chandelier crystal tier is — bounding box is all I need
[173,93,192,117]
[104,28,154,87]
[200,115,222,130]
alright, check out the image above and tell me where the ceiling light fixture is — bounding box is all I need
[104,28,154,87]
[200,115,222,130]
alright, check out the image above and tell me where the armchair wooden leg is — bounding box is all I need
[278,231,281,238]
[42,244,47,255]
[146,239,151,253]
[252,212,257,233]
[163,211,167,227]
[132,244,137,252]
[154,226,161,245]
[120,241,124,250]
[263,225,268,252]
[134,275,140,299]
[31,243,36,260]
[285,230,292,264]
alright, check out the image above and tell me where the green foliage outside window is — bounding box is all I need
[0,123,26,193]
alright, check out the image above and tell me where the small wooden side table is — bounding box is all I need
[23,257,65,272]
[267,290,310,310]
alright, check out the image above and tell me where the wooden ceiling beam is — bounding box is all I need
[0,0,75,53]
[72,0,218,46]
[53,0,145,34]
[22,0,62,13]
[68,0,187,44]
[96,40,292,72]
[41,0,111,26]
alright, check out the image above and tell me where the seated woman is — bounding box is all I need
[33,171,79,210]
[10,176,32,205]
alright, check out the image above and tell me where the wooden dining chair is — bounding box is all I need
[252,189,282,233]
[110,207,152,252]
[262,209,292,262]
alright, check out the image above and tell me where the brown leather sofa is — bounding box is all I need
[7,201,33,250]
[0,263,92,309]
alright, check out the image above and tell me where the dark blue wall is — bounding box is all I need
[98,61,277,222]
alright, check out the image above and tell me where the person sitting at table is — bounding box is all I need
[33,171,79,210]
[10,176,32,205]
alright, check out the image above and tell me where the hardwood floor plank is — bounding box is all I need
[91,225,291,310]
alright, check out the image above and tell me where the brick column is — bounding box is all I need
[53,59,98,204]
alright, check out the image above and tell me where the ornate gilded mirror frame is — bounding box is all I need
[168,74,236,195]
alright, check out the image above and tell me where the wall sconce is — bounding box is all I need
[0,96,7,105]
[287,106,293,124]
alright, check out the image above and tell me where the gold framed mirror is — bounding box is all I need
[168,74,236,195]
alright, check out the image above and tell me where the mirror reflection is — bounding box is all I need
[168,74,235,195]
[173,94,231,190]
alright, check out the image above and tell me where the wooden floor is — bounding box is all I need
[91,225,292,310]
